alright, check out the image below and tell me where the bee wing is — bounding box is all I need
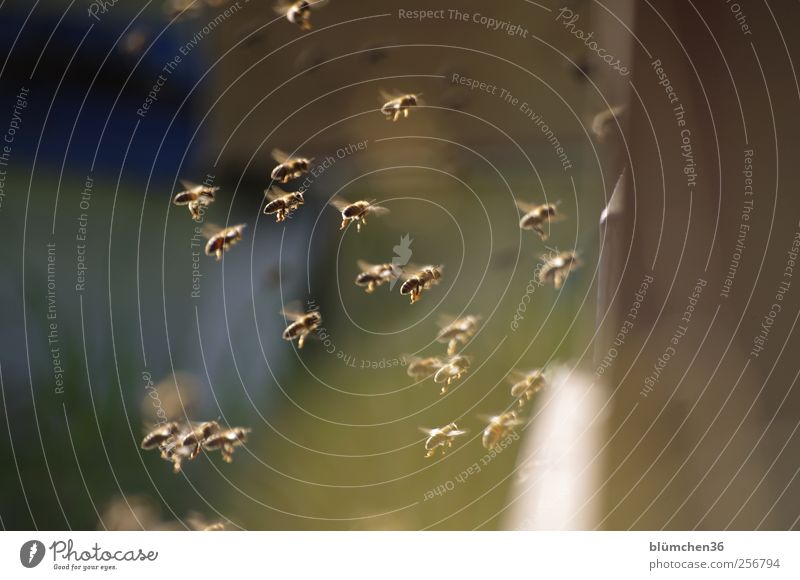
[272,1,291,16]
[279,304,306,321]
[418,427,435,436]
[379,89,402,103]
[436,313,458,328]
[271,148,291,163]
[449,429,468,436]
[329,197,350,211]
[309,0,329,8]
[356,259,376,272]
[507,369,532,383]
[265,185,287,200]
[514,199,539,214]
[201,223,222,238]
[368,204,390,216]
[179,179,199,191]
[399,264,421,280]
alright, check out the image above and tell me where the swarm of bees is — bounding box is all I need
[141,420,250,473]
[281,305,322,349]
[173,180,218,222]
[380,90,421,121]
[330,198,390,232]
[274,0,328,31]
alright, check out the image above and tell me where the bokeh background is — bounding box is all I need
[1,0,800,530]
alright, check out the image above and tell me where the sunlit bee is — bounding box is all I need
[264,186,304,222]
[433,354,470,395]
[380,90,421,121]
[173,180,219,222]
[539,250,581,289]
[204,223,246,261]
[355,260,401,293]
[158,433,195,474]
[270,148,313,183]
[509,369,546,410]
[592,104,625,142]
[406,356,445,381]
[180,420,221,459]
[400,265,443,304]
[482,411,523,450]
[420,423,467,458]
[329,198,389,233]
[281,306,322,348]
[515,200,564,241]
[187,514,226,531]
[436,314,481,356]
[274,0,328,31]
[203,427,251,463]
[140,422,180,450]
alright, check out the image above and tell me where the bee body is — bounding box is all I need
[432,354,470,394]
[140,422,180,450]
[355,261,400,293]
[281,309,322,348]
[173,182,218,222]
[509,369,546,409]
[204,224,246,261]
[436,315,480,355]
[423,423,466,458]
[264,189,304,222]
[406,356,445,381]
[400,266,442,303]
[203,427,250,463]
[482,411,521,450]
[381,93,419,121]
[330,198,389,232]
[539,250,581,289]
[517,201,562,240]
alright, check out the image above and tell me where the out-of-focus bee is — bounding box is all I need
[264,186,304,222]
[436,314,481,356]
[380,90,421,122]
[539,250,581,289]
[120,28,149,57]
[329,198,389,233]
[355,260,401,293]
[158,435,195,474]
[173,180,218,222]
[187,513,226,531]
[509,369,547,409]
[400,265,443,304]
[163,0,203,20]
[203,427,251,463]
[270,148,313,183]
[281,306,322,348]
[406,356,445,381]
[433,355,470,394]
[420,423,467,458]
[140,422,180,450]
[274,0,328,31]
[591,104,625,142]
[481,411,523,450]
[204,223,246,261]
[180,420,221,459]
[516,200,564,241]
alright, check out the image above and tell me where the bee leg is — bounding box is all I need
[340,218,348,230]
[403,108,409,118]
[216,249,223,261]
[222,444,234,463]
[366,282,375,294]
[554,273,564,289]
[534,225,547,241]
[393,110,400,122]
[297,334,306,349]
[356,221,362,233]
[448,341,456,356]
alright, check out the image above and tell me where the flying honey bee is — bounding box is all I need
[204,223,246,261]
[433,354,470,394]
[203,427,251,463]
[400,265,443,304]
[419,423,467,458]
[270,148,313,183]
[180,420,221,460]
[140,422,180,450]
[281,305,322,348]
[592,104,626,142]
[516,200,564,241]
[162,0,203,20]
[173,180,218,222]
[157,430,195,474]
[355,260,401,293]
[329,198,390,232]
[436,314,481,356]
[274,0,328,31]
[509,368,547,409]
[264,186,304,222]
[481,411,523,450]
[539,250,581,289]
[380,90,421,121]
[406,356,446,381]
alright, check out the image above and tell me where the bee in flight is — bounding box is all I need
[179,420,221,460]
[380,90,421,121]
[274,0,328,31]
[592,104,626,142]
[400,265,443,304]
[406,355,446,381]
[420,423,467,458]
[270,148,313,183]
[329,198,390,232]
[433,354,470,394]
[539,250,581,289]
[436,314,481,356]
[516,200,564,241]
[140,422,180,451]
[508,368,547,409]
[355,260,401,293]
[204,223,246,261]
[281,305,322,349]
[202,427,251,463]
[173,180,218,222]
[264,186,304,222]
[481,411,523,450]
